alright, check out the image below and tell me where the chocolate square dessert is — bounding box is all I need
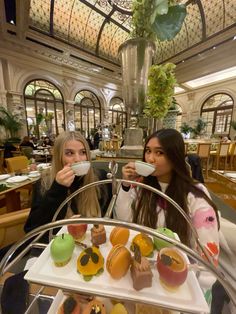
[91,224,106,246]
[130,256,153,291]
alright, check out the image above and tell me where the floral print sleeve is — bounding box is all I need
[188,184,219,265]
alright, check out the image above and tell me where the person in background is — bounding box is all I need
[93,128,102,149]
[19,136,35,149]
[42,136,53,147]
[115,128,219,261]
[24,131,112,241]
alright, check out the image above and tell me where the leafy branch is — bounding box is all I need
[144,63,176,119]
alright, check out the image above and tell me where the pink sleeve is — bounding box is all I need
[188,184,219,265]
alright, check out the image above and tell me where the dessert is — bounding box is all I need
[67,223,88,241]
[58,295,81,314]
[50,233,75,267]
[110,227,130,246]
[130,243,153,291]
[130,233,154,257]
[110,303,128,314]
[77,246,104,281]
[91,224,106,246]
[136,304,171,314]
[82,299,106,314]
[106,244,131,279]
[157,247,188,291]
[153,227,175,251]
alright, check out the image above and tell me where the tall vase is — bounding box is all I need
[118,38,156,121]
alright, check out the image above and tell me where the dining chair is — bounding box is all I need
[5,156,29,174]
[0,208,30,248]
[228,142,236,170]
[0,149,5,174]
[196,143,211,178]
[211,142,231,170]
[20,146,33,159]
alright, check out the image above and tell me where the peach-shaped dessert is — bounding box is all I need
[157,247,188,291]
[67,223,87,241]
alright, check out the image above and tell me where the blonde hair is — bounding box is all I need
[41,131,101,217]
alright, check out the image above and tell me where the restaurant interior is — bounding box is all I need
[0,0,236,313]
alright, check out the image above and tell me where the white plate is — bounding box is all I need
[6,175,29,184]
[47,290,136,314]
[37,163,51,170]
[28,171,40,178]
[0,174,11,181]
[25,226,209,314]
[224,172,236,179]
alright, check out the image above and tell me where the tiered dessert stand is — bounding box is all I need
[0,162,235,313]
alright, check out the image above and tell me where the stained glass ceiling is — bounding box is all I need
[23,0,236,64]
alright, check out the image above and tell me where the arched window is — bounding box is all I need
[74,90,101,138]
[24,79,65,138]
[108,97,127,131]
[201,93,234,136]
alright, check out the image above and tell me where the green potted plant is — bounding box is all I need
[119,0,187,118]
[0,106,22,142]
[231,120,236,131]
[144,63,176,119]
[131,0,187,41]
[180,122,193,138]
[192,118,207,138]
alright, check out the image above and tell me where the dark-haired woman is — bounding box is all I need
[115,128,219,264]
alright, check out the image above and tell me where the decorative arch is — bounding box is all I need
[74,90,101,137]
[24,79,65,138]
[200,92,234,136]
[108,97,127,131]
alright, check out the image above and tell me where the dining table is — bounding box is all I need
[0,174,40,213]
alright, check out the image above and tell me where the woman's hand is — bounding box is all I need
[56,164,75,187]
[122,162,139,186]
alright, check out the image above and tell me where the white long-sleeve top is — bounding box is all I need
[114,182,219,264]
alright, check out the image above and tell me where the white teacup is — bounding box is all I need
[71,161,91,176]
[135,161,155,177]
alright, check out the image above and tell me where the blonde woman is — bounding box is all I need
[24,131,111,240]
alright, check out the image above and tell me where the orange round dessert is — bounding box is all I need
[110,227,130,246]
[157,247,188,291]
[77,246,104,281]
[106,244,131,279]
[131,233,154,257]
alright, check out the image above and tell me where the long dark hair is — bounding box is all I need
[132,128,219,246]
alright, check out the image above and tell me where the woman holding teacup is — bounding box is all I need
[115,128,220,263]
[24,131,111,239]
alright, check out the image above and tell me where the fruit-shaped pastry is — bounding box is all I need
[110,303,128,314]
[131,233,154,257]
[67,223,87,241]
[153,227,175,251]
[130,243,153,291]
[82,299,106,314]
[50,233,75,267]
[58,295,81,314]
[106,244,131,279]
[91,224,106,246]
[77,246,104,281]
[110,227,130,246]
[157,247,188,291]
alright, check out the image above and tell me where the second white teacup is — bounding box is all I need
[71,161,91,176]
[135,160,155,177]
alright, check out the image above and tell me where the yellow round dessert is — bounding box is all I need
[77,246,104,281]
[131,233,154,257]
[110,303,128,314]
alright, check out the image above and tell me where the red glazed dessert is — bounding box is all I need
[157,247,188,291]
[67,224,87,241]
